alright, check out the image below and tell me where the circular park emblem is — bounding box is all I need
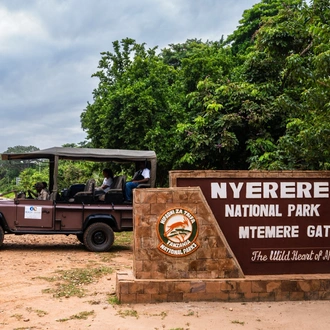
[157,207,199,257]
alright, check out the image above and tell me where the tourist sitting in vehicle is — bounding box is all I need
[124,162,150,204]
[95,168,114,193]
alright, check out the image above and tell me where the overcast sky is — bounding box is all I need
[0,0,260,153]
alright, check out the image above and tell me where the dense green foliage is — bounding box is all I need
[0,145,110,195]
[81,0,330,183]
[1,0,329,193]
[0,146,40,195]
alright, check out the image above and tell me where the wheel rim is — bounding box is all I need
[92,230,106,245]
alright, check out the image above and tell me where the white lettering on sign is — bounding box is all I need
[183,210,196,223]
[160,209,175,224]
[225,204,282,217]
[239,225,330,240]
[251,251,268,261]
[270,250,292,261]
[251,249,327,262]
[225,204,320,217]
[287,204,320,216]
[211,182,329,199]
[159,242,198,256]
[307,225,330,237]
[239,225,300,239]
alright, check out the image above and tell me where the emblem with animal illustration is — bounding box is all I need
[157,207,199,257]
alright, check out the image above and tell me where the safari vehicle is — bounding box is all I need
[0,147,156,252]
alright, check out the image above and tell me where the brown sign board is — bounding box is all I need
[170,170,330,275]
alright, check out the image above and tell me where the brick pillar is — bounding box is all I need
[133,187,243,280]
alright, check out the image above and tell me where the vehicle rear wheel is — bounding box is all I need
[0,226,4,247]
[83,222,114,252]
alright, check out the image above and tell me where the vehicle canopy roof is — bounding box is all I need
[2,147,157,192]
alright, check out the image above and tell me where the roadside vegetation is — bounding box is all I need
[38,266,114,298]
[1,0,329,193]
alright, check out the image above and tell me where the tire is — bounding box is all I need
[76,234,84,244]
[0,226,4,248]
[83,222,114,252]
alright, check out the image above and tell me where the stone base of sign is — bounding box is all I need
[117,271,330,303]
[116,186,330,303]
[131,187,243,280]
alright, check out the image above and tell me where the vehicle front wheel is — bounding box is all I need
[83,222,114,252]
[0,226,4,248]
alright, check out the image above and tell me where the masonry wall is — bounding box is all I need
[117,272,330,304]
[116,185,330,304]
[132,187,243,280]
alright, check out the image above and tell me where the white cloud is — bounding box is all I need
[0,0,261,153]
[0,6,47,54]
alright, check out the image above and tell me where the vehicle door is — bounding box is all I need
[15,199,54,229]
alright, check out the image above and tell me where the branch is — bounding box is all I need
[300,41,313,56]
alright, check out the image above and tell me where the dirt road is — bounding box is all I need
[0,233,329,330]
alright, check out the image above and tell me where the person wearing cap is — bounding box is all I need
[28,182,49,200]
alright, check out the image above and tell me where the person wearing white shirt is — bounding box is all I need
[98,168,114,193]
[124,162,150,203]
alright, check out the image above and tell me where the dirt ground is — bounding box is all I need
[0,233,329,330]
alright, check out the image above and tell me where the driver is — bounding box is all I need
[28,182,49,200]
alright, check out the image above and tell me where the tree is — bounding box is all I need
[0,145,40,193]
[248,0,330,169]
[81,38,186,185]
[81,0,330,177]
[177,0,330,171]
[225,0,296,55]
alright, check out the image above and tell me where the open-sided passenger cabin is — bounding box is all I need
[1,147,156,206]
[67,175,127,204]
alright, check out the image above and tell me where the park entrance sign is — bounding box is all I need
[170,170,330,275]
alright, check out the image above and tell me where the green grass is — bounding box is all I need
[56,310,95,322]
[116,309,139,319]
[183,310,194,316]
[149,311,168,319]
[99,231,133,261]
[10,314,23,321]
[114,231,133,246]
[39,266,114,298]
[87,299,101,305]
[158,311,168,320]
[26,307,48,317]
[107,293,121,305]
